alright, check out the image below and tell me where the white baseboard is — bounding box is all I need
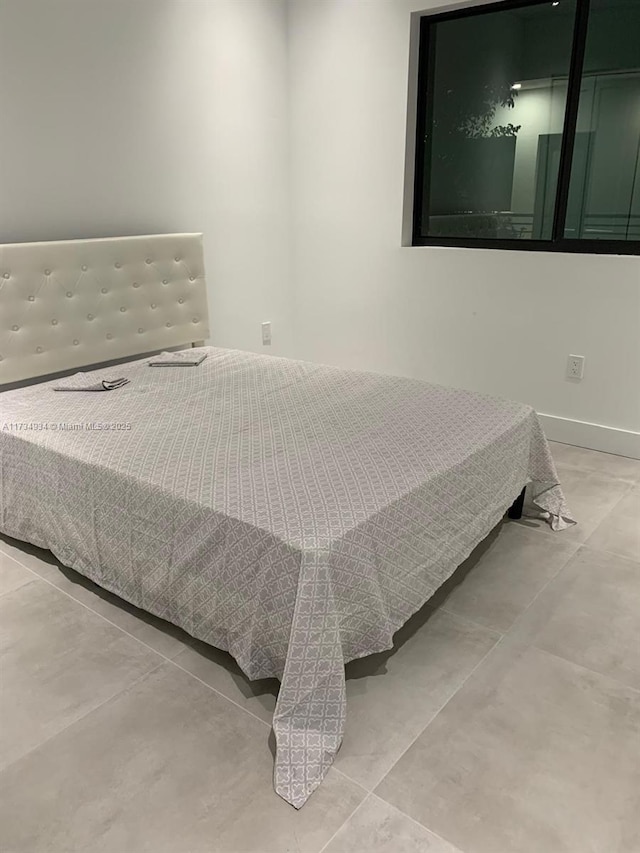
[538,413,640,460]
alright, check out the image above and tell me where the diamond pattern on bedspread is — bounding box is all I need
[0,346,573,807]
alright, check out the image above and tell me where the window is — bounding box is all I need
[413,0,640,254]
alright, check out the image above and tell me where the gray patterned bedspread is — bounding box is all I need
[0,347,573,807]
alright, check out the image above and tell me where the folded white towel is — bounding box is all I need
[148,351,207,367]
[54,374,130,392]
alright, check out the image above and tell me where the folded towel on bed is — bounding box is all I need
[148,351,207,367]
[54,375,130,392]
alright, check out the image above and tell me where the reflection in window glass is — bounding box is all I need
[565,0,640,241]
[420,1,578,240]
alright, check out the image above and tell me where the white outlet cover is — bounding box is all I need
[566,354,585,380]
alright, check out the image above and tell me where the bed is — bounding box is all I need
[0,234,574,808]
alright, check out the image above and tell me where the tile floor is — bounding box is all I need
[0,441,638,853]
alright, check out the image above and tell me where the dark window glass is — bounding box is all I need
[413,0,640,254]
[565,0,640,241]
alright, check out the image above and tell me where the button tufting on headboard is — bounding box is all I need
[0,233,209,385]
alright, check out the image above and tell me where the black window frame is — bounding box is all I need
[412,0,640,256]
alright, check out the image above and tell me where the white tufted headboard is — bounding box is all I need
[0,233,209,385]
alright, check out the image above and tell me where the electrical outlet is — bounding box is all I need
[566,354,585,381]
[261,321,272,346]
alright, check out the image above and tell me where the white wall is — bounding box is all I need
[0,0,294,355]
[288,0,640,454]
[1,0,638,452]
